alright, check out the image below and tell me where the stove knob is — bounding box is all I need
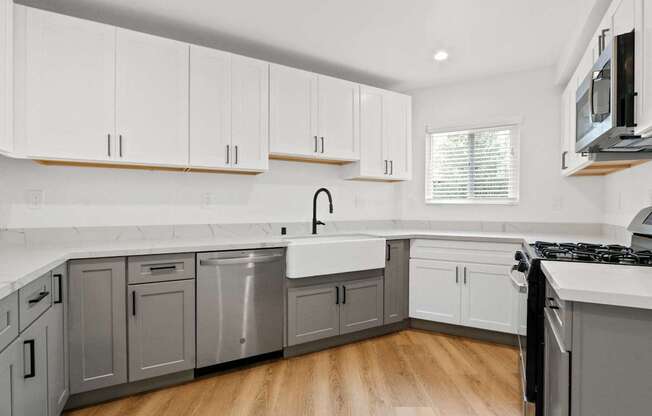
[515,251,524,262]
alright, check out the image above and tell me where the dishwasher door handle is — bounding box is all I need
[200,253,283,266]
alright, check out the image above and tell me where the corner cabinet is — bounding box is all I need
[344,87,412,181]
[269,64,360,163]
[68,257,127,394]
[189,45,269,172]
[409,239,522,334]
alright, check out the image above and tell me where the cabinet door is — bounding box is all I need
[21,7,115,161]
[461,263,518,333]
[635,0,652,134]
[189,45,231,169]
[116,29,188,166]
[359,85,386,177]
[0,339,20,416]
[47,267,68,416]
[269,64,318,158]
[0,0,12,154]
[340,277,384,335]
[317,75,359,160]
[409,259,460,325]
[128,280,195,381]
[287,284,339,346]
[68,258,127,394]
[544,312,570,416]
[384,241,409,324]
[17,315,49,416]
[230,55,269,171]
[384,92,411,180]
[560,82,571,173]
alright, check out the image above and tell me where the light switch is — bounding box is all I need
[25,190,43,209]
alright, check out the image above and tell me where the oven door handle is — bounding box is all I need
[509,266,528,293]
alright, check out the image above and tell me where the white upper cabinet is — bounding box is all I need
[269,65,360,162]
[0,0,12,154]
[189,45,231,169]
[229,55,269,171]
[317,75,359,160]
[269,64,317,158]
[384,92,412,180]
[345,87,411,181]
[612,0,635,35]
[357,85,385,177]
[17,7,115,161]
[115,28,189,167]
[189,47,268,172]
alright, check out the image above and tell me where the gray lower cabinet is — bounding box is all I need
[0,337,20,415]
[128,280,195,381]
[17,313,49,416]
[340,277,384,334]
[69,257,127,394]
[287,284,340,346]
[384,240,409,324]
[48,265,69,415]
[544,309,570,416]
[287,276,384,346]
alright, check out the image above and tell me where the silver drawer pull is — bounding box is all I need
[200,253,283,266]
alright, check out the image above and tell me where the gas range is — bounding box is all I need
[531,241,652,266]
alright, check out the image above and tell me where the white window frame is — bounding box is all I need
[424,121,521,205]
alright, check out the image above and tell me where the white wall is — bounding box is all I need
[0,157,400,228]
[603,163,652,227]
[398,67,605,223]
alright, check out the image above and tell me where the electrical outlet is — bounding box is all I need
[25,189,43,209]
[201,193,218,210]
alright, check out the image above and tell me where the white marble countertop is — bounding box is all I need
[542,261,652,310]
[0,226,631,302]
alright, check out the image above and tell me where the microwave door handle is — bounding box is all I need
[589,74,596,122]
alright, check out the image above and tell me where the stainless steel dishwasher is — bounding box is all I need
[196,248,284,367]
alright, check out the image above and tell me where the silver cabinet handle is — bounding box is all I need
[455,266,459,283]
[463,266,467,284]
[107,134,111,157]
[200,253,283,266]
[235,145,239,165]
[119,135,123,157]
[390,160,394,175]
[320,137,325,154]
[384,160,388,174]
[226,145,230,164]
[314,136,318,152]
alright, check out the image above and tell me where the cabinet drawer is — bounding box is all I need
[128,253,195,284]
[19,272,52,332]
[410,239,520,266]
[545,281,572,351]
[0,292,19,352]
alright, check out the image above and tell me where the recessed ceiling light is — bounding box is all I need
[433,50,449,61]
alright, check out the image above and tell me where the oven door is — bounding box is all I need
[509,265,535,415]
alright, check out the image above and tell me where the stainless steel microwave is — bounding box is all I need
[575,31,651,153]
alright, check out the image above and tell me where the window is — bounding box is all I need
[425,124,520,204]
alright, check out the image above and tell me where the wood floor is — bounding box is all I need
[66,329,522,416]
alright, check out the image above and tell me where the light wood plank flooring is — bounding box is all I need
[66,329,522,416]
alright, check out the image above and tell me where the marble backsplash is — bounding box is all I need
[0,220,623,247]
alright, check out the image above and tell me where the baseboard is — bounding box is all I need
[283,320,409,358]
[64,370,195,411]
[409,318,518,346]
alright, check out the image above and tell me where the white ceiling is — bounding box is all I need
[19,0,583,91]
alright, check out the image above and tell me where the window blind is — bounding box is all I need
[426,125,519,203]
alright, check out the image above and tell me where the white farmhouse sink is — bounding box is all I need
[284,234,386,278]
